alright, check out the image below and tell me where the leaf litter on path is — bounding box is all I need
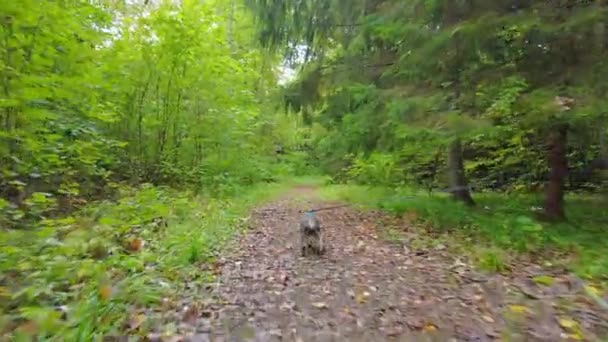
[138,188,608,341]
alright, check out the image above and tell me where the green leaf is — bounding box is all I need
[532,275,555,286]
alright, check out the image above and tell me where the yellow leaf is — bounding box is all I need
[558,317,578,330]
[423,323,437,332]
[508,305,529,314]
[568,332,584,341]
[584,285,602,297]
[0,286,10,297]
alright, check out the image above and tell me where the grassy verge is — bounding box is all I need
[0,179,298,340]
[319,184,608,283]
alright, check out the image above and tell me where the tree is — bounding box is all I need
[246,0,608,219]
[0,0,289,222]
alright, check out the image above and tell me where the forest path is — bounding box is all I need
[152,186,608,342]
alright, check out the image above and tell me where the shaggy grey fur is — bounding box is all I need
[299,211,324,256]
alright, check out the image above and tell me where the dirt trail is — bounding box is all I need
[151,187,608,342]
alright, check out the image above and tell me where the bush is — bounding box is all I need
[0,181,288,340]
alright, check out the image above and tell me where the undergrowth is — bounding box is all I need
[320,185,608,282]
[0,180,293,340]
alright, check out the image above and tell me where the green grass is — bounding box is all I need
[278,174,333,187]
[0,179,297,340]
[319,184,608,282]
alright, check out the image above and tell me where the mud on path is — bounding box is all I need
[157,187,608,341]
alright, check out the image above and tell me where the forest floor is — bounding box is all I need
[146,185,608,342]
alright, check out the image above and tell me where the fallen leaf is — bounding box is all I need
[423,323,438,332]
[128,313,146,330]
[386,328,403,337]
[567,332,584,341]
[558,317,579,330]
[127,238,144,252]
[482,315,495,323]
[584,284,602,297]
[532,275,554,286]
[210,261,222,274]
[356,318,364,327]
[99,284,113,300]
[269,329,282,337]
[312,302,328,309]
[355,293,366,304]
[182,305,200,324]
[280,302,294,311]
[582,284,608,310]
[508,304,529,314]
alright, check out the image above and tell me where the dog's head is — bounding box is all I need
[301,211,320,233]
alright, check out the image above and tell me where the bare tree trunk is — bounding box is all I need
[543,124,568,221]
[172,89,183,164]
[136,77,150,158]
[227,0,235,56]
[172,65,186,164]
[447,138,475,206]
[2,20,15,160]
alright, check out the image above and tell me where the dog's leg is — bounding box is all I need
[318,235,325,255]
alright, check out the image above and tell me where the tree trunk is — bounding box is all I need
[543,124,568,221]
[447,138,475,206]
[227,0,235,56]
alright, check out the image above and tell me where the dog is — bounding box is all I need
[299,210,325,256]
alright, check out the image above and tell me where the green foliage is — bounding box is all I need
[249,0,608,202]
[476,248,508,273]
[0,181,289,339]
[346,152,403,186]
[321,184,608,280]
[0,0,122,225]
[0,0,310,338]
[533,275,556,286]
[0,0,300,226]
[1,0,607,336]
